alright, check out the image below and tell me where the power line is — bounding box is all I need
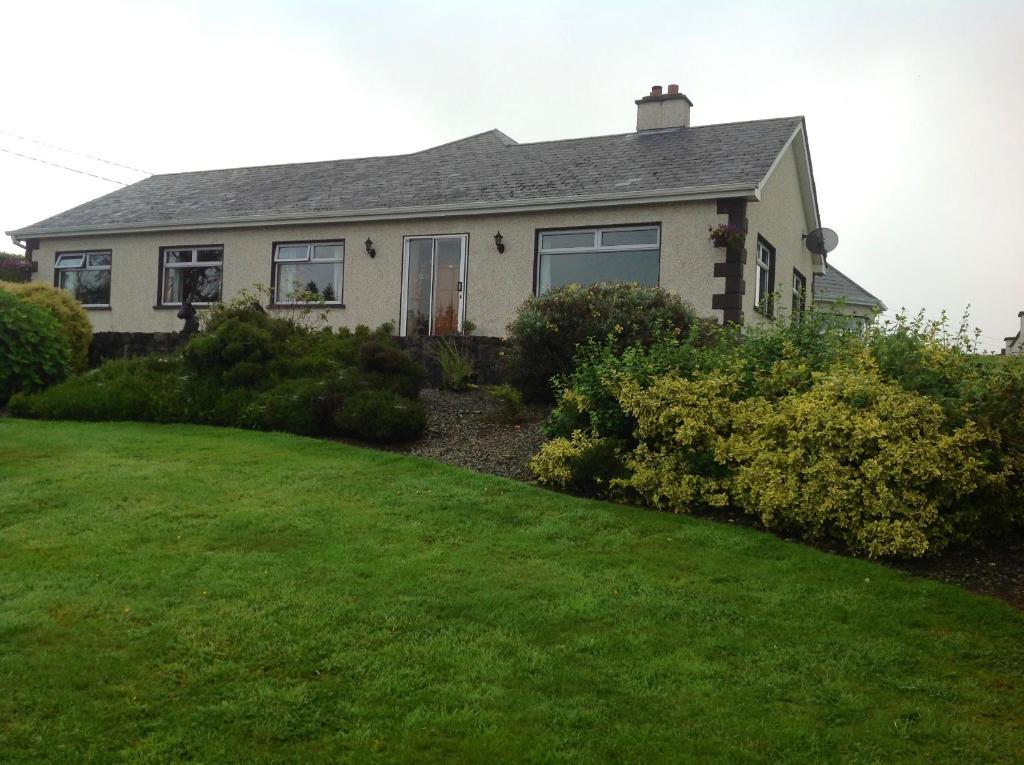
[0,129,152,175]
[0,145,128,185]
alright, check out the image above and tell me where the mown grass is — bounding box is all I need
[0,419,1021,763]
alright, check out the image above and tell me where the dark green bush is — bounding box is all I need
[11,305,427,444]
[8,357,185,422]
[334,390,427,443]
[241,378,326,436]
[0,281,93,372]
[506,283,697,402]
[0,290,71,405]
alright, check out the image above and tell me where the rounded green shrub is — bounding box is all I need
[334,389,426,443]
[241,378,327,436]
[506,283,696,402]
[0,281,92,372]
[0,290,71,405]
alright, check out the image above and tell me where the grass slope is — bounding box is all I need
[0,419,1021,764]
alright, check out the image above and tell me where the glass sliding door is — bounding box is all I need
[401,235,467,336]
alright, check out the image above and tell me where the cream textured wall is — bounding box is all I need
[31,200,731,336]
[744,142,817,327]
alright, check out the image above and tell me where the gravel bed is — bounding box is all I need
[399,388,550,481]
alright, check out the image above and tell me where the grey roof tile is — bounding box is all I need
[10,117,804,237]
[814,265,886,310]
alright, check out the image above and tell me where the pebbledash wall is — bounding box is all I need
[30,146,815,338]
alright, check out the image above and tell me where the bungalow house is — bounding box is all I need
[8,85,826,338]
[812,265,887,330]
[1004,312,1024,355]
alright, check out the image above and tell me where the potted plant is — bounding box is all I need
[708,223,744,249]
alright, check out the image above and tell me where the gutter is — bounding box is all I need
[6,183,758,240]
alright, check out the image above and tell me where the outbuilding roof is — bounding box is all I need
[9,117,807,238]
[814,265,886,311]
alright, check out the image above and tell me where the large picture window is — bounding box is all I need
[536,225,660,294]
[54,251,112,307]
[273,241,344,304]
[755,237,776,317]
[160,246,223,305]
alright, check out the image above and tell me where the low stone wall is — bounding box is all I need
[89,331,512,386]
[89,332,188,367]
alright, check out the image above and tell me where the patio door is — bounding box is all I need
[400,235,467,336]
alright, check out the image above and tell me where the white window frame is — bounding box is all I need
[399,234,468,336]
[755,238,775,317]
[159,246,224,306]
[535,225,661,295]
[54,251,112,308]
[272,241,345,305]
[792,269,807,315]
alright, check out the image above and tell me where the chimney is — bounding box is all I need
[635,83,693,131]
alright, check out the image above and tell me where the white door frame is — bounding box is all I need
[399,234,468,336]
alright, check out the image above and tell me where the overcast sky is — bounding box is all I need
[2,0,1021,350]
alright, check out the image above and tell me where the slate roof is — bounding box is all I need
[9,117,804,238]
[814,265,886,311]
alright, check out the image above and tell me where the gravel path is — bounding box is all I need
[400,388,550,481]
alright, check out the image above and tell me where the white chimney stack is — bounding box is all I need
[635,83,693,131]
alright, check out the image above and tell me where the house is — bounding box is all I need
[8,85,825,339]
[1004,312,1024,355]
[812,265,886,329]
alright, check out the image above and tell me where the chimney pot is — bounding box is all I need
[667,84,679,94]
[650,85,663,96]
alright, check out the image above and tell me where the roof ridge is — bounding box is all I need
[507,115,804,149]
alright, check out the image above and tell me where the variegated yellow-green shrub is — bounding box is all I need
[726,358,985,558]
[612,374,737,511]
[529,430,629,497]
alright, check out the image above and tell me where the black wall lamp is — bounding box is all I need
[364,238,376,258]
[493,231,505,254]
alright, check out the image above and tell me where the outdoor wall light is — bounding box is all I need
[364,238,376,258]
[494,231,505,254]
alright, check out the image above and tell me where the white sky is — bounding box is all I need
[2,0,1021,350]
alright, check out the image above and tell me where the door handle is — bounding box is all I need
[457,281,463,292]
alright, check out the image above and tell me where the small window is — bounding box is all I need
[536,225,660,294]
[755,238,776,317]
[160,246,223,305]
[792,269,807,316]
[55,251,112,307]
[273,241,344,304]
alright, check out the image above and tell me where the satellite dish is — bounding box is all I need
[803,228,838,255]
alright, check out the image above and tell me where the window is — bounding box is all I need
[160,246,223,305]
[54,251,112,307]
[755,237,776,317]
[792,269,807,315]
[273,242,344,304]
[536,225,660,294]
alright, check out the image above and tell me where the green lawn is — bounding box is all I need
[1,420,1021,764]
